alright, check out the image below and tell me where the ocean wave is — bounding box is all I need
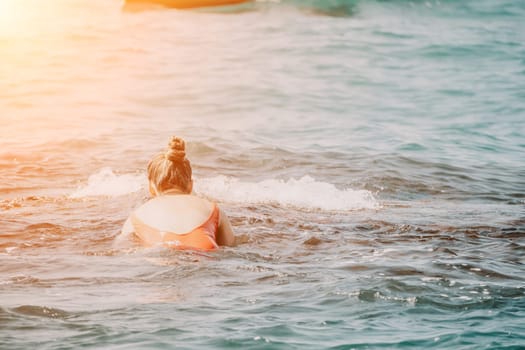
[69,168,147,199]
[69,168,378,210]
[11,305,71,319]
[196,175,378,210]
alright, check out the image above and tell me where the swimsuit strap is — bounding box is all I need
[188,203,220,236]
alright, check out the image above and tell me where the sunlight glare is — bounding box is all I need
[0,0,72,37]
[0,0,28,36]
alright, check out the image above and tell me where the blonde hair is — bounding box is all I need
[147,136,192,195]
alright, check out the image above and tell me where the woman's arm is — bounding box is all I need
[114,216,134,247]
[216,208,235,246]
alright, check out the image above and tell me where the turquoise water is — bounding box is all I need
[1,0,524,348]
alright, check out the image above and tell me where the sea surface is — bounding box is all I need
[1,0,524,348]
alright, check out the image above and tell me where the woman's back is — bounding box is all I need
[134,195,214,234]
[129,195,221,250]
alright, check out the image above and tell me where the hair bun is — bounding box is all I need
[166,137,186,162]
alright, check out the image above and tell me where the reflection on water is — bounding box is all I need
[1,0,525,348]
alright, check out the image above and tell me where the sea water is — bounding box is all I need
[0,0,524,348]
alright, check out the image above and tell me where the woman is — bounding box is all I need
[118,136,235,250]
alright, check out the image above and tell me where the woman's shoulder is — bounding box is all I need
[131,195,216,233]
[136,195,214,216]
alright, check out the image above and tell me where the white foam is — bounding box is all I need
[70,169,378,211]
[69,168,146,198]
[194,175,378,211]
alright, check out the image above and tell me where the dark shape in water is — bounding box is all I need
[292,0,359,17]
[12,305,71,319]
